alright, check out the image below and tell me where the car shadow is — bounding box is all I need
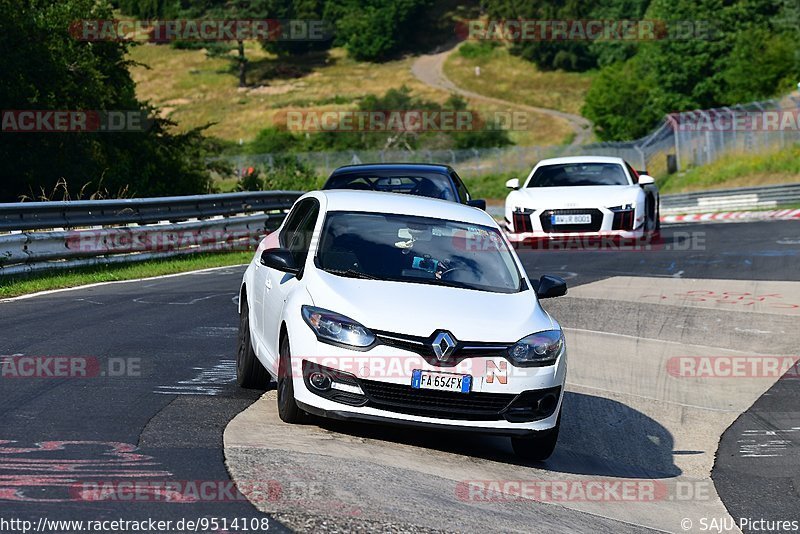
[309,391,680,479]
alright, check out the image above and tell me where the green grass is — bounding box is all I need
[0,251,253,299]
[462,171,518,201]
[444,45,594,117]
[658,143,800,193]
[127,43,577,149]
[128,44,450,143]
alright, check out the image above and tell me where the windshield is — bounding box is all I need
[316,212,523,294]
[324,172,456,201]
[527,163,630,187]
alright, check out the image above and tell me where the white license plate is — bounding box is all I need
[411,370,472,393]
[552,214,591,225]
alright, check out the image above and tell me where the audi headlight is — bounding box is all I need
[508,330,565,367]
[609,204,634,212]
[301,306,376,348]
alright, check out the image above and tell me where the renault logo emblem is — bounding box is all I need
[432,331,457,361]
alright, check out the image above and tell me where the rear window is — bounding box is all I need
[324,172,456,201]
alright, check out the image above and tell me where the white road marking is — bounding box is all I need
[738,427,800,458]
[733,327,772,335]
[132,293,234,306]
[155,360,236,396]
[0,264,247,303]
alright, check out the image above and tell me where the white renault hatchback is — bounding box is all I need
[236,190,568,460]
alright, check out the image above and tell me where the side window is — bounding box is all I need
[287,202,320,266]
[451,172,470,203]
[625,163,640,184]
[280,200,313,249]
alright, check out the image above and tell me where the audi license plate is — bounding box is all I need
[552,213,591,225]
[411,370,472,393]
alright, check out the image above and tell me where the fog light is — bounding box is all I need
[309,372,332,391]
[538,393,558,413]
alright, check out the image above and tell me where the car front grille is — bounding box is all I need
[358,378,517,420]
[373,330,511,367]
[539,208,603,233]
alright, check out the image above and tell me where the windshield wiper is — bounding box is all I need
[323,268,380,280]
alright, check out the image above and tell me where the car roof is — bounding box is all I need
[307,190,494,226]
[329,163,454,175]
[536,155,626,166]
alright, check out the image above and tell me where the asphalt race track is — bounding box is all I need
[1,219,798,533]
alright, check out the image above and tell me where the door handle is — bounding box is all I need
[265,278,273,290]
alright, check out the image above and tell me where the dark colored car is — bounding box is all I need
[322,164,486,210]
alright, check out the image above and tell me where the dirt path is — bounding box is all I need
[411,46,593,145]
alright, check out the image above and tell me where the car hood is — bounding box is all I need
[508,185,640,209]
[304,269,555,343]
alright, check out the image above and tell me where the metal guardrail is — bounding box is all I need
[0,191,302,276]
[1,184,797,277]
[660,183,800,215]
[0,191,302,232]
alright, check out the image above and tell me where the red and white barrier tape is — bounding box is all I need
[661,209,800,224]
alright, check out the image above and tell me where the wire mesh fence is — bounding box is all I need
[222,95,800,179]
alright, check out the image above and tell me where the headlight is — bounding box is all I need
[508,330,565,367]
[301,306,376,348]
[609,204,634,212]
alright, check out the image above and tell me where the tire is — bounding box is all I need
[655,199,661,234]
[277,334,303,424]
[511,414,560,461]
[236,297,270,389]
[645,196,661,241]
[646,196,656,232]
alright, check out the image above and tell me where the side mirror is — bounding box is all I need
[467,199,487,210]
[260,249,299,274]
[536,275,567,299]
[505,178,520,190]
[638,175,655,186]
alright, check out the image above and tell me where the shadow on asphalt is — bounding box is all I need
[278,391,681,479]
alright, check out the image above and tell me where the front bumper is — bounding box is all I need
[289,333,567,433]
[505,206,647,242]
[297,401,553,437]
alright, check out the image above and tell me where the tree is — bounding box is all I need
[0,0,217,201]
[483,0,650,72]
[582,0,798,140]
[169,0,273,87]
[325,0,433,61]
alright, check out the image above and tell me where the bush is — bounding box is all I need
[326,0,432,61]
[236,156,322,192]
[248,127,299,155]
[458,41,499,60]
[582,58,661,141]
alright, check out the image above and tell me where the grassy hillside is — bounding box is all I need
[128,43,573,147]
[658,144,800,194]
[443,44,594,117]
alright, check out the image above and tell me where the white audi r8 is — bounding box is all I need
[504,156,660,240]
[236,190,568,460]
